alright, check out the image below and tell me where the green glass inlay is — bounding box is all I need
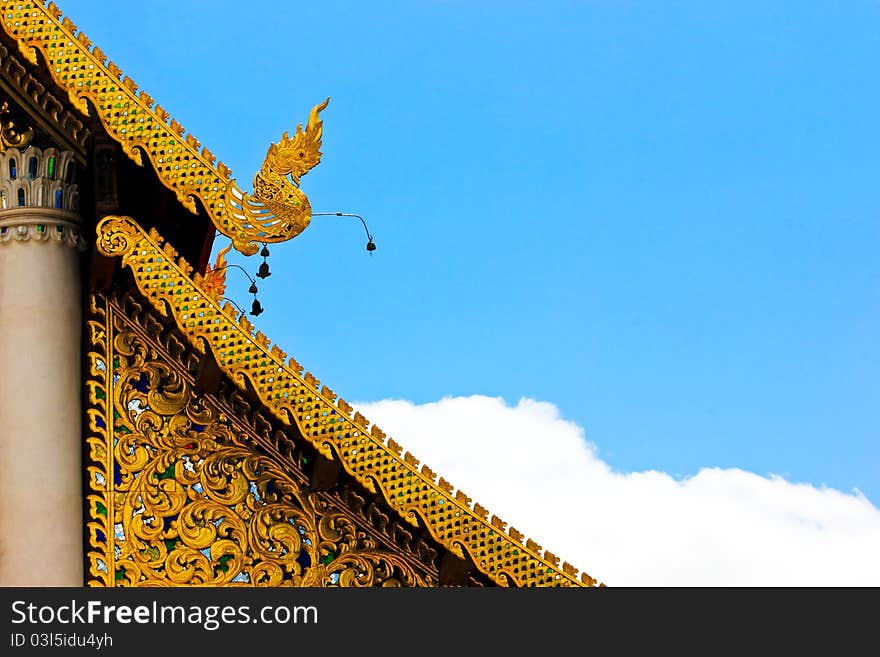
[320,551,335,566]
[163,538,177,552]
[47,157,55,178]
[95,390,106,400]
[215,555,233,573]
[115,568,125,581]
[157,463,176,481]
[95,502,107,517]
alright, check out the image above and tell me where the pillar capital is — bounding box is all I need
[0,146,84,250]
[0,145,80,211]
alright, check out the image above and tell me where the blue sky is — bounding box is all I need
[67,0,878,520]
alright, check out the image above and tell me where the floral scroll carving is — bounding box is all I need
[86,290,438,587]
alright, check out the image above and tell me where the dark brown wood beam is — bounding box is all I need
[193,348,223,397]
[86,252,117,294]
[91,125,119,218]
[309,454,343,491]
[438,550,475,586]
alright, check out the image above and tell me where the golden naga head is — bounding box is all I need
[262,97,330,186]
[227,98,331,255]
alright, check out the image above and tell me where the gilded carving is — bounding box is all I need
[202,243,232,301]
[229,98,329,250]
[95,215,602,587]
[86,290,438,586]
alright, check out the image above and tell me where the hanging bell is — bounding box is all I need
[366,239,377,252]
[256,262,271,279]
[250,299,264,316]
[248,282,258,295]
[260,245,270,258]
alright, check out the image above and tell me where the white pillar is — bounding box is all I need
[0,146,85,585]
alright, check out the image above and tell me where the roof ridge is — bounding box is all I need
[96,214,603,587]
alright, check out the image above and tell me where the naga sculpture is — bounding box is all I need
[227,98,329,252]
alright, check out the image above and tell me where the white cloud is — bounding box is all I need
[354,395,880,586]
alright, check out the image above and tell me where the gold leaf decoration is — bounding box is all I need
[86,291,438,587]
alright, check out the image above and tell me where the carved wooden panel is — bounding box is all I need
[85,289,442,586]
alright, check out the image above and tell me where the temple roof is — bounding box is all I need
[1,0,602,586]
[96,215,602,587]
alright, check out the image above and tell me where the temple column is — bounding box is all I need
[0,146,85,585]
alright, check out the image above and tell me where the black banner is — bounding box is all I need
[0,586,871,653]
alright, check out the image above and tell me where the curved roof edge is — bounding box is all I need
[96,214,605,588]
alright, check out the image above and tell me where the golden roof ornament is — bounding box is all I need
[202,243,233,301]
[228,98,329,253]
[0,1,327,255]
